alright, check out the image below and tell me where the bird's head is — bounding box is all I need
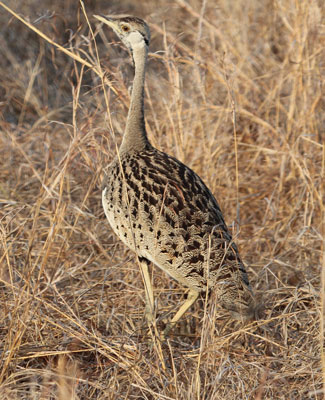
[94,15,150,51]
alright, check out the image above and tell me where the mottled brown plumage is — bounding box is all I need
[95,15,255,334]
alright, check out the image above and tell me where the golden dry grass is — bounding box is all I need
[0,0,324,398]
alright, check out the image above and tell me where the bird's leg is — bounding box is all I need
[162,289,199,338]
[139,258,155,324]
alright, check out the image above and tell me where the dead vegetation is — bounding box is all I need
[0,0,324,398]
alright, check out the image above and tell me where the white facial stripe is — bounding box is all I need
[127,31,146,48]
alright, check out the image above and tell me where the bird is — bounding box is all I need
[94,14,255,336]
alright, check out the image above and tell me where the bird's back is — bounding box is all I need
[102,146,254,320]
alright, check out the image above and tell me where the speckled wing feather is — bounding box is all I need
[103,146,254,320]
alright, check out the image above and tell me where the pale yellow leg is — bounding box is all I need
[163,289,199,338]
[139,259,155,324]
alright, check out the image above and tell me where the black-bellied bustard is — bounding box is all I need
[95,14,255,337]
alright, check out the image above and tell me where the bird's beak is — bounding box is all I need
[93,15,115,29]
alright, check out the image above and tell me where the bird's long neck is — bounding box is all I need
[120,43,150,154]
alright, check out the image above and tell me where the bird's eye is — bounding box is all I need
[121,25,130,32]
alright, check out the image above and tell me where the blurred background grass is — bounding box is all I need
[0,0,324,398]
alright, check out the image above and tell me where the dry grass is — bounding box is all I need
[0,0,324,398]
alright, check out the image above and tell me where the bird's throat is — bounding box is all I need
[120,43,149,154]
